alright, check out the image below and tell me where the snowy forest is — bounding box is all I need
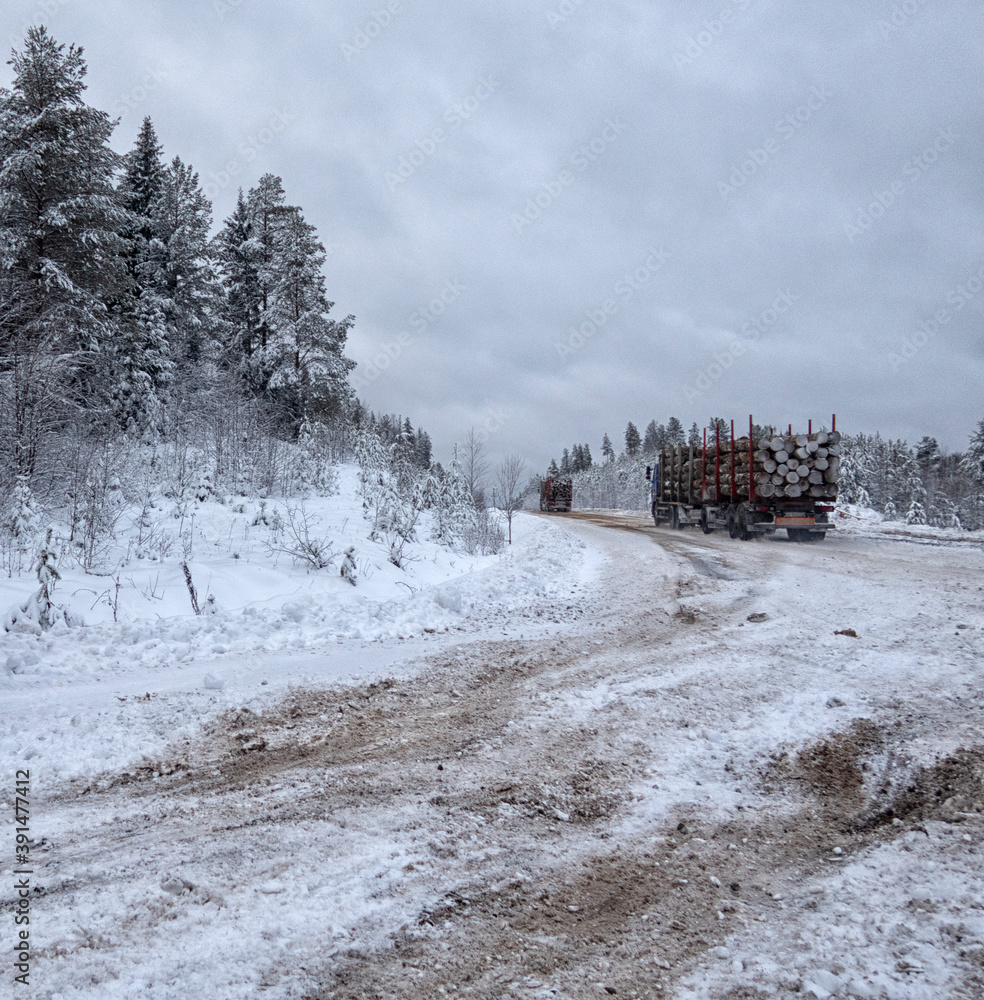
[549,417,984,530]
[0,26,508,613]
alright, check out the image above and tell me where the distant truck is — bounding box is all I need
[540,477,573,512]
[645,415,839,541]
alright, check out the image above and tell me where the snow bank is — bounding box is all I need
[0,482,594,786]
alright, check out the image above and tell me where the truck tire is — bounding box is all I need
[738,505,753,541]
[814,511,828,541]
[700,506,713,534]
[670,504,680,530]
[727,505,739,539]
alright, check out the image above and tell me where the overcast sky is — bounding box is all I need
[5,0,983,469]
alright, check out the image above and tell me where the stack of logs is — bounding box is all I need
[660,429,841,503]
[743,430,841,500]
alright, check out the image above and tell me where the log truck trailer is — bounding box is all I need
[645,415,839,541]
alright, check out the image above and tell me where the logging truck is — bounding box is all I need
[540,477,573,512]
[645,416,839,541]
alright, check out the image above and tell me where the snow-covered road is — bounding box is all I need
[4,512,983,999]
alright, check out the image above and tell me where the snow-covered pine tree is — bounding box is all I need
[0,27,128,476]
[266,204,354,430]
[688,422,701,448]
[547,458,560,477]
[624,421,641,457]
[708,417,730,444]
[665,416,684,445]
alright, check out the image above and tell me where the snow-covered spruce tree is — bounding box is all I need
[838,437,873,508]
[959,418,984,530]
[0,27,128,477]
[3,528,76,633]
[425,458,471,547]
[1,475,39,575]
[905,495,927,526]
[115,128,226,434]
[213,174,289,395]
[213,188,263,389]
[151,156,225,372]
[624,421,641,457]
[266,205,354,430]
[601,433,615,463]
[118,116,165,229]
[112,293,171,436]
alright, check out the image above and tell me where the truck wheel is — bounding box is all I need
[670,505,680,530]
[700,507,713,534]
[814,511,828,541]
[727,505,739,539]
[738,506,753,541]
[652,502,660,527]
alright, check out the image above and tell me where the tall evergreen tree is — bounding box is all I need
[214,175,353,427]
[266,204,354,428]
[624,421,641,457]
[708,417,730,444]
[0,27,127,473]
[960,418,984,529]
[665,416,684,445]
[214,188,262,383]
[152,156,224,369]
[642,420,661,455]
[601,433,615,463]
[118,116,165,234]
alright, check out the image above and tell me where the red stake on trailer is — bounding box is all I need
[809,419,812,435]
[748,414,755,503]
[715,425,721,502]
[730,419,736,501]
[832,413,837,432]
[702,427,707,500]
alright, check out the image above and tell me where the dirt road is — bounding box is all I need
[19,512,984,998]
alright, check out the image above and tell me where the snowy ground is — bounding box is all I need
[2,504,982,999]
